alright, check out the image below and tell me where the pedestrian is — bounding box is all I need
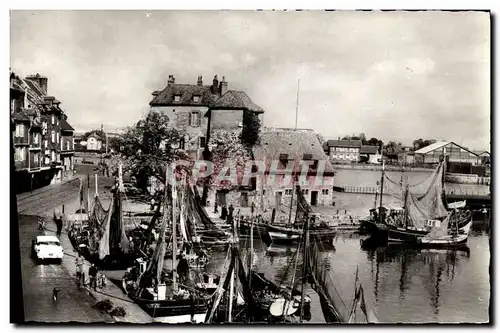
[213,201,218,214]
[227,204,234,224]
[89,263,98,291]
[75,253,85,286]
[54,212,63,237]
[150,197,156,211]
[220,205,228,220]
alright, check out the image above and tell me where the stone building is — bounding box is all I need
[252,128,336,209]
[149,74,264,160]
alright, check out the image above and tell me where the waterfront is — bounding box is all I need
[205,213,490,323]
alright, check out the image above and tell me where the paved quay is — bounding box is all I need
[17,176,153,323]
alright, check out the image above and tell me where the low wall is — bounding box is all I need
[445,174,491,185]
[333,164,433,173]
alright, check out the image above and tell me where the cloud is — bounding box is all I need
[10,10,490,150]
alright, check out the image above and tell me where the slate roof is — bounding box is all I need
[360,145,379,154]
[60,118,75,131]
[150,82,264,113]
[253,128,334,174]
[211,90,264,113]
[150,84,220,106]
[325,139,362,148]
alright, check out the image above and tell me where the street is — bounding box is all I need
[16,173,116,322]
[18,214,113,323]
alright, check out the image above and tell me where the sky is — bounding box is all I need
[10,10,490,150]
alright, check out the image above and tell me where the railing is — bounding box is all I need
[334,185,490,198]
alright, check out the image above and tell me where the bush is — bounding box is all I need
[93,299,113,312]
[110,307,127,317]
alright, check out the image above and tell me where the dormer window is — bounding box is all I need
[174,95,181,102]
[193,95,200,103]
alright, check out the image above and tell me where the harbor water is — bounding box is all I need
[205,214,490,323]
[204,168,491,324]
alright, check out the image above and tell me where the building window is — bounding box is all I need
[193,95,200,102]
[33,133,39,144]
[190,111,201,127]
[285,189,293,196]
[302,189,309,195]
[15,147,25,161]
[57,119,59,126]
[15,124,25,137]
[174,95,181,102]
[44,140,48,148]
[51,150,56,162]
[322,189,329,195]
[67,141,71,150]
[179,137,185,150]
[34,153,39,164]
[51,115,55,125]
[56,132,60,143]
[51,130,55,143]
[199,136,206,148]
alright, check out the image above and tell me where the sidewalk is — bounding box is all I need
[44,224,153,323]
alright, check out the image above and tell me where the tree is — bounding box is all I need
[367,137,381,146]
[241,111,261,147]
[111,111,189,193]
[412,138,436,151]
[384,141,402,155]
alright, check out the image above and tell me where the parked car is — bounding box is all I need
[32,235,64,262]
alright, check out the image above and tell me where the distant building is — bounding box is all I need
[86,133,103,150]
[252,128,336,208]
[149,74,264,160]
[323,139,362,163]
[414,141,481,166]
[360,145,381,164]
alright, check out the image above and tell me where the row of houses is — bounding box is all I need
[322,138,489,169]
[147,74,335,208]
[10,72,76,192]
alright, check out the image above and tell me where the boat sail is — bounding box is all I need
[122,169,209,323]
[69,165,134,269]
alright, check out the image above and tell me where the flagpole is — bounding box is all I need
[295,79,300,130]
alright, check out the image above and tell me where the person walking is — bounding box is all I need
[54,212,63,237]
[227,204,234,225]
[89,263,98,291]
[75,253,85,286]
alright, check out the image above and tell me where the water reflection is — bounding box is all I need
[361,237,471,321]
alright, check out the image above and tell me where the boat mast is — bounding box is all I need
[95,172,99,197]
[299,212,310,323]
[378,144,385,222]
[172,178,178,292]
[288,79,300,227]
[228,208,238,323]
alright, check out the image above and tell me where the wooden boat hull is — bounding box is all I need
[266,225,336,245]
[133,298,208,323]
[387,227,428,244]
[418,234,468,249]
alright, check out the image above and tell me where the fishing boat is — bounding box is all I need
[68,165,136,270]
[363,151,472,244]
[122,171,209,323]
[264,186,336,246]
[418,213,469,249]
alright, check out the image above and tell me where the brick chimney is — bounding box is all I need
[212,75,219,94]
[197,75,203,86]
[26,73,48,95]
[219,76,228,96]
[167,75,175,85]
